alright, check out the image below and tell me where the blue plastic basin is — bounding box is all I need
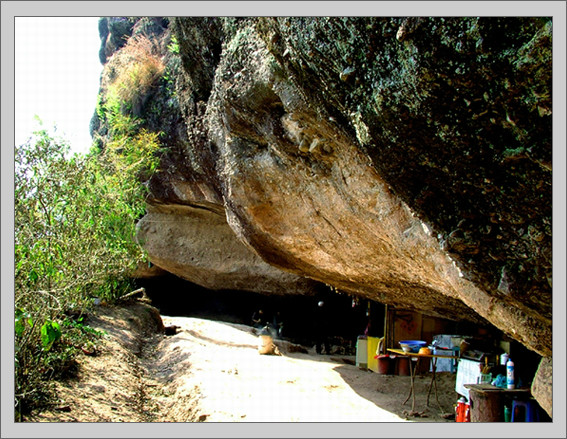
[399,340,427,353]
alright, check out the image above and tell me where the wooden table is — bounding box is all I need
[387,348,458,413]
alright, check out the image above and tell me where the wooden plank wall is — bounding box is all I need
[387,308,454,347]
[385,307,455,374]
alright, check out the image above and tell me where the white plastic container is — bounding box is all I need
[506,359,515,389]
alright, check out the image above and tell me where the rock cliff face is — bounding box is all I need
[93,17,552,374]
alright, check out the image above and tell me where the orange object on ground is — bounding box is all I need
[456,398,471,422]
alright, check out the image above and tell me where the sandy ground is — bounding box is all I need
[27,303,458,423]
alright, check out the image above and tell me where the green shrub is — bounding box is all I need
[14,122,150,419]
[167,34,180,54]
[15,30,167,419]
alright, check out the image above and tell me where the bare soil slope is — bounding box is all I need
[28,303,458,423]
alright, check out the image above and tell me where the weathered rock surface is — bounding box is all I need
[160,17,551,357]
[92,16,552,384]
[531,356,552,418]
[136,204,318,295]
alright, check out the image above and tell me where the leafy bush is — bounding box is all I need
[167,34,180,54]
[15,307,106,419]
[14,121,152,419]
[15,28,167,419]
[15,124,146,308]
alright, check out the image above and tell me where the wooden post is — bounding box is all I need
[383,304,388,354]
[468,388,504,422]
[385,305,395,352]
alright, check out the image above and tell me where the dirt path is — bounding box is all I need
[27,303,458,423]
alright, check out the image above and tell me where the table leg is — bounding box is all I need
[427,357,434,406]
[403,357,413,405]
[403,357,418,412]
[411,358,417,412]
[426,357,444,412]
[433,358,443,411]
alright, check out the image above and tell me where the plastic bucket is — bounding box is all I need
[397,356,410,376]
[376,355,391,374]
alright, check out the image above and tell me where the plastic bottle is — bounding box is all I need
[504,405,512,422]
[456,397,470,422]
[506,358,515,389]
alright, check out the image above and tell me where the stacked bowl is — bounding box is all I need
[399,340,427,353]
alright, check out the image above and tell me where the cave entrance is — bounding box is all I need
[134,273,543,391]
[135,273,383,351]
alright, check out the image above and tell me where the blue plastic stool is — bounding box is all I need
[511,398,540,422]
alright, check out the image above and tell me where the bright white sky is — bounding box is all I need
[15,17,103,156]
